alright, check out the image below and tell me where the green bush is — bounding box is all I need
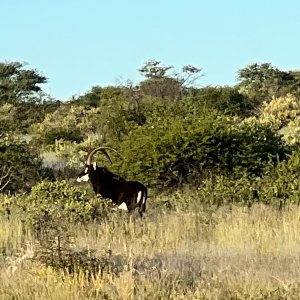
[193,174,261,208]
[0,134,52,193]
[140,77,182,100]
[257,152,300,206]
[42,127,83,144]
[168,152,300,209]
[19,180,115,231]
[113,110,288,189]
[188,86,252,116]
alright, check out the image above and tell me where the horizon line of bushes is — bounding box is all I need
[1,60,300,208]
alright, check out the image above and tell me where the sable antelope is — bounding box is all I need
[77,147,147,217]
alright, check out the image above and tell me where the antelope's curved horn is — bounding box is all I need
[85,147,120,165]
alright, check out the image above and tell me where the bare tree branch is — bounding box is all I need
[0,166,13,192]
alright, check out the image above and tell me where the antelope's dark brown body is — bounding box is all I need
[77,147,147,216]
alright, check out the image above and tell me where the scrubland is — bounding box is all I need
[2,61,300,299]
[1,197,300,300]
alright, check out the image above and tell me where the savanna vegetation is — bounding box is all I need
[1,59,300,299]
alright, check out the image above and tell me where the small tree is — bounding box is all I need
[139,60,202,100]
[237,63,300,103]
[0,61,47,105]
[0,61,60,133]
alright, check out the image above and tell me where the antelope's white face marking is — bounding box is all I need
[137,191,142,203]
[118,202,128,211]
[77,173,90,182]
[77,166,90,182]
[93,162,97,170]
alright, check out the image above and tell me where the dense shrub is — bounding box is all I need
[0,103,18,132]
[188,86,252,116]
[180,174,260,208]
[71,86,125,107]
[140,77,182,100]
[15,100,61,133]
[281,119,300,146]
[258,94,300,129]
[42,127,83,144]
[19,180,115,231]
[257,152,300,206]
[237,63,300,103]
[31,104,87,141]
[172,151,300,209]
[0,134,52,193]
[113,111,289,188]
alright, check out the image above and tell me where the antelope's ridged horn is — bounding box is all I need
[85,147,119,165]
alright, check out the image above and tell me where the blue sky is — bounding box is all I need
[1,0,299,100]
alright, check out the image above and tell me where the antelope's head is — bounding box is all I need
[76,147,117,182]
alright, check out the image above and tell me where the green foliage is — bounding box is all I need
[20,180,115,230]
[42,127,83,144]
[139,60,202,100]
[191,151,300,209]
[32,104,85,133]
[0,61,60,133]
[0,134,51,193]
[2,60,296,196]
[258,94,300,128]
[15,99,61,133]
[0,103,18,132]
[258,152,300,206]
[189,86,252,116]
[241,94,300,147]
[72,86,125,108]
[282,118,300,147]
[237,63,300,103]
[139,60,174,79]
[184,174,260,208]
[230,119,288,174]
[31,104,87,146]
[0,61,47,105]
[113,110,288,188]
[140,77,183,100]
[33,92,142,147]
[124,108,147,125]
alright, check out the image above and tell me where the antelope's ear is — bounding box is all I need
[93,162,97,170]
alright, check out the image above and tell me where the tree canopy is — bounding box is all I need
[1,59,300,193]
[238,63,300,102]
[0,61,47,104]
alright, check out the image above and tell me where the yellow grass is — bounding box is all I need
[1,203,300,299]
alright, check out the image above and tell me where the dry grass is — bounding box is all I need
[1,203,300,299]
[0,213,34,259]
